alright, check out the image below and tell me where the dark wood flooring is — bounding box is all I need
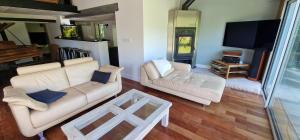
[0,78,273,140]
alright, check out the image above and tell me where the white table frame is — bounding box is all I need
[61,89,172,140]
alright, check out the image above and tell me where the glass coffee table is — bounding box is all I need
[61,89,172,140]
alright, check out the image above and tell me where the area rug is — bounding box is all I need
[193,68,262,95]
[225,78,262,94]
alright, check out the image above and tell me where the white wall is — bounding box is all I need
[188,0,280,66]
[3,22,31,45]
[53,39,110,66]
[143,0,180,62]
[26,23,46,33]
[115,0,144,81]
[72,0,144,81]
[46,16,64,43]
[46,22,61,43]
[73,0,179,81]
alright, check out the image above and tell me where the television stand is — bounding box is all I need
[210,60,250,79]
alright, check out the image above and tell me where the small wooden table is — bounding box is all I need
[210,60,250,79]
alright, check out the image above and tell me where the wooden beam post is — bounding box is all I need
[277,0,286,19]
[0,31,8,41]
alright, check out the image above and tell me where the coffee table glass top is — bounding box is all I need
[61,89,172,140]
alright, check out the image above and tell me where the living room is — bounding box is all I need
[1,0,299,139]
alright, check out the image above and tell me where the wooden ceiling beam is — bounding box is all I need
[0,0,78,13]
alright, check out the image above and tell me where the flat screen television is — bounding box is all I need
[61,25,82,39]
[223,20,280,49]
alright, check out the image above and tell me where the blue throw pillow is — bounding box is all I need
[28,89,66,104]
[91,71,111,84]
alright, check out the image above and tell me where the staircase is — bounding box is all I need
[0,23,15,32]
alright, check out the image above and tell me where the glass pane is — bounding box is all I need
[268,2,300,139]
[100,121,135,140]
[178,36,192,54]
[264,0,297,99]
[116,94,143,110]
[134,102,161,120]
[80,112,116,135]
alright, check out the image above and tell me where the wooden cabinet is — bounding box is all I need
[35,0,60,4]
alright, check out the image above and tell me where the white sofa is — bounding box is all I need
[2,57,123,137]
[141,61,226,105]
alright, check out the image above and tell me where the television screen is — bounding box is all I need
[61,25,81,39]
[223,21,258,49]
[223,20,280,49]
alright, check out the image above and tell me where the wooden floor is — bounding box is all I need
[0,78,273,140]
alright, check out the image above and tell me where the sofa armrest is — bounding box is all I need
[99,65,124,83]
[140,66,151,85]
[8,104,37,137]
[171,62,191,72]
[116,67,124,92]
[3,86,37,137]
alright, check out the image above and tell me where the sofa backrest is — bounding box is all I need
[17,62,61,75]
[64,60,99,86]
[11,68,70,93]
[63,57,93,66]
[143,62,160,80]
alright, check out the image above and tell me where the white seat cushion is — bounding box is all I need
[153,71,226,102]
[152,59,173,77]
[73,81,118,103]
[30,88,87,128]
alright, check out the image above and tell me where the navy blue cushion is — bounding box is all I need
[28,89,66,104]
[91,71,111,84]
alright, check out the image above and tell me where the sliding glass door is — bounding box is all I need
[265,0,300,139]
[263,0,297,100]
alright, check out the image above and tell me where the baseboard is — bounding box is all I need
[195,64,210,69]
[121,72,139,82]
